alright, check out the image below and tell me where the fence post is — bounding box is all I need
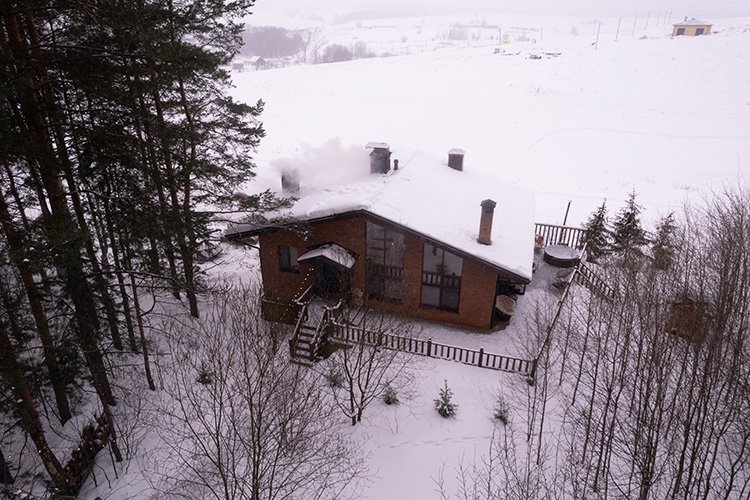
[478,348,484,368]
[427,338,432,357]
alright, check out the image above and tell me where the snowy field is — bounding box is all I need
[232,15,750,228]
[63,12,750,500]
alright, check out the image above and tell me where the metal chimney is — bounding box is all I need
[365,142,391,174]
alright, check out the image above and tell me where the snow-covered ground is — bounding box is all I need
[19,13,749,500]
[233,15,750,228]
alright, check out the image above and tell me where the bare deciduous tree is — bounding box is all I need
[324,308,420,426]
[155,285,365,500]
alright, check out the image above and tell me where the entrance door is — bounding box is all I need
[313,259,350,299]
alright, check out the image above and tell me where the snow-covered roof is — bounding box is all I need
[298,243,357,269]
[248,56,265,63]
[227,147,535,282]
[673,18,711,26]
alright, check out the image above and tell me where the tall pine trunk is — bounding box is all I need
[0,322,68,493]
[0,178,73,424]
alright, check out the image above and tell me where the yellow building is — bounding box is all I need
[672,18,712,36]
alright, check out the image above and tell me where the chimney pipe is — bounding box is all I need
[281,169,300,195]
[448,148,465,171]
[365,142,391,174]
[478,199,497,245]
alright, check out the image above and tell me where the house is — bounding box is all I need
[226,144,535,330]
[248,56,268,70]
[672,18,712,37]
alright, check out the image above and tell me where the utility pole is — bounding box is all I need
[563,201,572,226]
[616,18,622,41]
[667,8,673,26]
[632,15,638,36]
[595,22,601,49]
[646,11,650,30]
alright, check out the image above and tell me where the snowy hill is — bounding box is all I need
[231,15,750,228]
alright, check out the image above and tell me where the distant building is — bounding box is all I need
[248,56,268,70]
[672,18,712,36]
[231,62,245,71]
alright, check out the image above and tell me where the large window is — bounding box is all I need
[278,245,299,273]
[421,242,463,311]
[366,221,404,301]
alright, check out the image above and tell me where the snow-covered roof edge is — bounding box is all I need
[225,209,531,284]
[673,18,712,26]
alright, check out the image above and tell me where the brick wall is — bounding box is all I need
[259,214,499,329]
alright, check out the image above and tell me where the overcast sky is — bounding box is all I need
[255,0,748,21]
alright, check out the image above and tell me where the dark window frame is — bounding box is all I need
[420,243,463,312]
[676,27,685,35]
[278,245,299,273]
[366,222,404,303]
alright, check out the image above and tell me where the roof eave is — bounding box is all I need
[225,210,532,284]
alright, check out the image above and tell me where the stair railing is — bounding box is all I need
[308,299,343,361]
[289,301,310,358]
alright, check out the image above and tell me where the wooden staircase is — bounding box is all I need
[289,299,342,366]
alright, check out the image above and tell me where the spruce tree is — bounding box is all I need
[652,213,677,270]
[610,190,649,258]
[583,199,610,262]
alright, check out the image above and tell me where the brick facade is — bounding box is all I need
[258,214,503,329]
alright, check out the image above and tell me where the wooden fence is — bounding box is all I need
[330,322,535,375]
[535,223,588,250]
[574,263,617,300]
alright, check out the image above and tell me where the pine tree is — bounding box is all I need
[1,0,288,490]
[583,199,610,262]
[652,213,677,270]
[610,190,649,258]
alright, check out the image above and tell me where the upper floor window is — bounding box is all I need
[366,221,404,302]
[278,245,299,273]
[421,242,463,312]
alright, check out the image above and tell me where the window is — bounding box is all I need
[278,245,299,273]
[366,222,404,301]
[695,28,704,35]
[676,28,685,35]
[421,242,463,311]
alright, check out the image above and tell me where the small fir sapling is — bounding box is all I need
[493,394,510,425]
[383,382,399,405]
[652,212,677,270]
[434,379,458,418]
[325,368,345,389]
[197,363,212,385]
